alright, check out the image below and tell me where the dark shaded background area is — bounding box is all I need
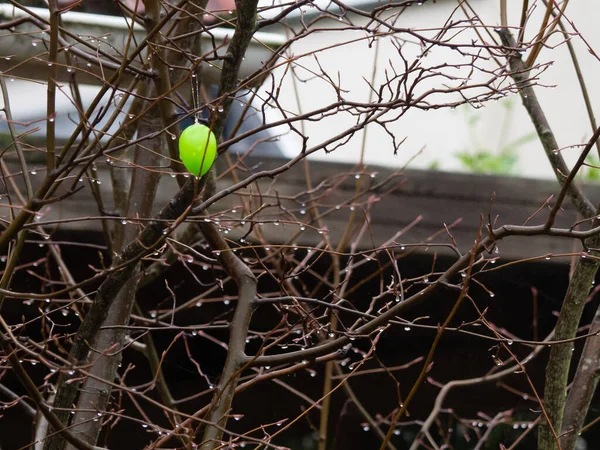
[2,229,599,449]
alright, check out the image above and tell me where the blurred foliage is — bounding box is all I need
[581,153,600,182]
[454,97,536,175]
[455,150,518,175]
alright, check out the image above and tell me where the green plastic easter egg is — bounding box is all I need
[178,123,217,177]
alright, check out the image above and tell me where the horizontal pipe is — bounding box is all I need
[0,4,285,86]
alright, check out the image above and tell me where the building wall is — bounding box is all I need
[263,1,600,179]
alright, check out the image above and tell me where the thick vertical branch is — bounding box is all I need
[63,85,165,450]
[560,304,600,450]
[196,2,260,448]
[45,177,198,450]
[498,28,600,450]
[538,257,599,450]
[497,29,595,218]
[198,223,257,449]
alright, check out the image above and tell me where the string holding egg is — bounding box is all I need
[177,68,218,177]
[178,122,217,177]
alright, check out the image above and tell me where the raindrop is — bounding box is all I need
[32,42,38,47]
[121,220,127,225]
[404,326,411,331]
[354,174,360,179]
[223,300,230,306]
[300,209,306,215]
[215,251,221,256]
[217,105,224,112]
[31,170,37,175]
[196,301,203,307]
[363,426,370,431]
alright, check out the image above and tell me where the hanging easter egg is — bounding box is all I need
[178,122,217,177]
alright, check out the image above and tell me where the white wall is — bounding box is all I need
[262,1,600,179]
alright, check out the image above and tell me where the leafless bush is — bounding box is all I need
[0,1,599,449]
